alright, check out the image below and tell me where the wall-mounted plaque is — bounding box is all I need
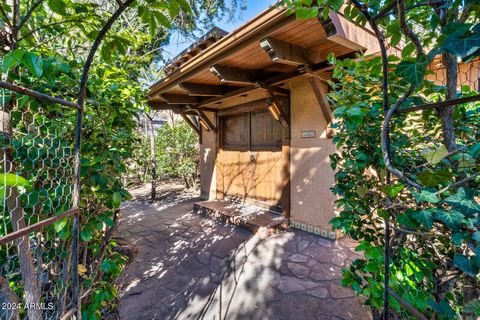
[301,130,316,138]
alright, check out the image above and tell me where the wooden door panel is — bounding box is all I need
[216,100,289,213]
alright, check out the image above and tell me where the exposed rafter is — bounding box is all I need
[260,37,325,66]
[209,65,263,85]
[148,101,186,112]
[161,94,201,104]
[179,83,238,97]
[319,11,369,52]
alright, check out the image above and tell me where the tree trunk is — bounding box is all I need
[148,115,156,200]
[437,52,458,153]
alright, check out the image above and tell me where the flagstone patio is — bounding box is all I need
[116,185,371,320]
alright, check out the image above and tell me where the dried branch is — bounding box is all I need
[0,81,81,109]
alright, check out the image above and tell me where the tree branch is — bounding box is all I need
[0,4,13,28]
[17,0,44,30]
[382,84,425,189]
[397,0,424,55]
[0,81,81,109]
[18,18,86,42]
[396,94,480,114]
[436,173,480,194]
[76,0,135,108]
[372,1,396,21]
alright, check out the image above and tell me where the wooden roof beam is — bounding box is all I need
[179,83,233,97]
[319,10,370,52]
[200,52,357,108]
[260,37,325,66]
[148,101,190,112]
[209,65,260,85]
[161,94,201,104]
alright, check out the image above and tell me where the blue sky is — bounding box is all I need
[160,0,276,64]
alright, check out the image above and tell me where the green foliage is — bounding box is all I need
[155,121,199,188]
[282,2,480,317]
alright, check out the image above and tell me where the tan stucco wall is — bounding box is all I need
[287,76,337,234]
[200,111,217,200]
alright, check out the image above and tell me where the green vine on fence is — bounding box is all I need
[282,0,480,319]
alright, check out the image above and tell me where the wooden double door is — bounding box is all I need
[215,99,290,215]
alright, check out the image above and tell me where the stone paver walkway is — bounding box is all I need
[116,186,371,320]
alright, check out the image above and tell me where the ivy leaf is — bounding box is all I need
[149,14,157,38]
[472,231,480,242]
[346,106,363,124]
[1,49,25,72]
[152,11,171,29]
[413,189,440,203]
[435,209,464,229]
[427,299,456,317]
[416,169,452,187]
[382,183,404,197]
[99,215,114,227]
[453,254,478,277]
[80,229,92,242]
[395,54,430,86]
[330,0,344,12]
[48,0,68,16]
[444,188,480,216]
[101,42,113,63]
[0,173,31,187]
[112,191,122,208]
[442,33,480,61]
[412,209,434,229]
[420,145,449,166]
[23,52,43,78]
[53,218,68,233]
[174,0,191,13]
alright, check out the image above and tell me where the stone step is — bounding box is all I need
[194,200,288,234]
